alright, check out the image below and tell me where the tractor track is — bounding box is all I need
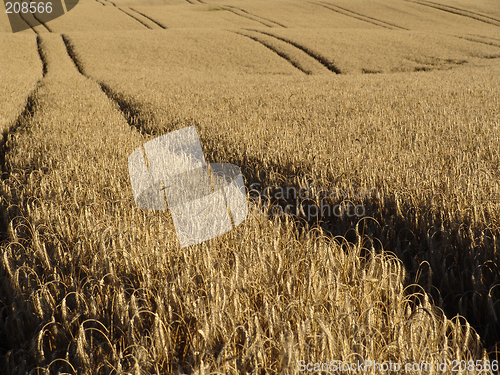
[222,7,275,28]
[434,2,500,23]
[60,34,154,134]
[404,0,500,27]
[311,1,408,30]
[115,7,154,29]
[102,0,160,29]
[60,34,86,75]
[0,31,150,189]
[247,29,342,74]
[95,0,167,28]
[0,31,154,369]
[0,35,46,242]
[0,35,46,180]
[225,6,287,28]
[17,12,35,33]
[0,31,150,242]
[129,8,167,29]
[455,35,500,49]
[17,12,38,34]
[32,13,52,32]
[231,31,312,74]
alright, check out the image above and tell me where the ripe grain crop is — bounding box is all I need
[1,31,490,374]
[40,1,148,32]
[0,65,492,372]
[63,26,500,356]
[0,34,43,152]
[63,29,302,77]
[121,4,269,29]
[441,0,500,20]
[232,29,331,75]
[318,0,500,32]
[130,0,377,29]
[264,28,499,74]
[1,0,500,373]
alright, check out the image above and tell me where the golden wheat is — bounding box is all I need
[0,34,42,144]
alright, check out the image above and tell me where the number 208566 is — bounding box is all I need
[5,2,52,14]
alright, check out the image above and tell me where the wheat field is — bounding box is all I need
[0,0,499,374]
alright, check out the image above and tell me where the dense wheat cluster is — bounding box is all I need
[0,0,499,373]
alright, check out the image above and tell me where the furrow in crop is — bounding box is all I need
[0,33,149,370]
[469,34,500,43]
[223,7,275,28]
[115,7,154,29]
[232,31,311,74]
[310,1,397,30]
[61,35,86,75]
[420,0,500,24]
[405,0,500,27]
[129,8,167,29]
[32,13,52,32]
[455,35,500,48]
[18,13,38,35]
[0,86,43,181]
[0,37,45,239]
[0,89,39,178]
[17,11,41,34]
[101,0,155,29]
[321,2,408,30]
[18,8,51,33]
[36,36,48,77]
[98,83,155,135]
[226,6,287,28]
[0,35,46,171]
[480,35,500,42]
[250,29,342,74]
[60,35,155,134]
